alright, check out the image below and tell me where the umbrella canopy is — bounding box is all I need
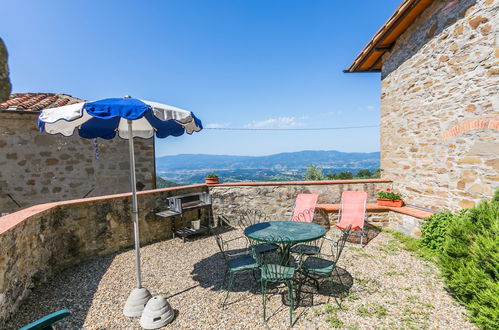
[38,96,203,318]
[38,97,202,139]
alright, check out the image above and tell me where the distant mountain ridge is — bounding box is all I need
[156,150,380,184]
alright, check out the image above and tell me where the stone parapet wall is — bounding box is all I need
[209,179,392,227]
[0,184,208,326]
[0,111,155,213]
[386,212,424,237]
[380,0,499,210]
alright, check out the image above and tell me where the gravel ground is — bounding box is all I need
[5,230,475,329]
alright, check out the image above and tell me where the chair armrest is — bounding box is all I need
[20,309,71,330]
[226,250,251,258]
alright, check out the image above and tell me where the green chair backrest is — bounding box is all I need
[20,309,71,330]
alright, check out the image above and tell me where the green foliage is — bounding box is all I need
[303,167,381,181]
[376,189,401,200]
[355,169,372,178]
[206,173,218,178]
[420,210,456,252]
[326,171,353,180]
[439,196,499,329]
[305,163,324,180]
[155,176,180,188]
[354,168,380,179]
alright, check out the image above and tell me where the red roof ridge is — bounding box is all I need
[0,92,85,112]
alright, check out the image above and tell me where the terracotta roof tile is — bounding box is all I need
[0,93,85,112]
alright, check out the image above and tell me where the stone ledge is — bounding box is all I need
[317,203,434,219]
[0,183,207,235]
[212,179,392,186]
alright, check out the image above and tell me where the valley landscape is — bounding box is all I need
[156,150,380,185]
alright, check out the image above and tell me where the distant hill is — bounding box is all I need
[156,176,180,188]
[156,150,380,184]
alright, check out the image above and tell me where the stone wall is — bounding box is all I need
[380,0,499,210]
[0,38,10,103]
[386,212,424,237]
[0,111,155,213]
[209,180,392,227]
[0,184,208,326]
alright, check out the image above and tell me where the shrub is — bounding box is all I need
[206,173,218,178]
[439,194,499,329]
[420,210,456,252]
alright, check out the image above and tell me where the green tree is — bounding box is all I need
[304,163,324,180]
[356,169,372,178]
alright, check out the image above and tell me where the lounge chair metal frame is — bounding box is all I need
[334,191,368,248]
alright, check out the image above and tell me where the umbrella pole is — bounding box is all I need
[123,119,151,317]
[127,120,142,289]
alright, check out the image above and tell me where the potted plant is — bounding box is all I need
[376,188,404,207]
[205,173,219,184]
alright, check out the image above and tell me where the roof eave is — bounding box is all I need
[345,0,434,73]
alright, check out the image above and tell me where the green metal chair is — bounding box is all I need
[299,225,351,307]
[250,236,300,327]
[238,209,279,255]
[289,209,324,257]
[214,229,259,308]
[20,309,71,330]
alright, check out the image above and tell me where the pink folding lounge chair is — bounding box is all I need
[335,191,368,248]
[290,193,319,222]
[290,193,320,255]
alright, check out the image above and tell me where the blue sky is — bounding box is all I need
[1,0,401,156]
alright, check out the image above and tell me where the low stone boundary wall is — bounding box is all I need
[208,179,392,228]
[0,184,208,326]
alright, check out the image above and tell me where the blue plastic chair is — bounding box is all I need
[19,309,71,330]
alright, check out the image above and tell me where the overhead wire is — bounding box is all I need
[204,124,379,131]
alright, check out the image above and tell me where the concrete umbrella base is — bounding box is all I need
[123,287,152,317]
[140,296,175,329]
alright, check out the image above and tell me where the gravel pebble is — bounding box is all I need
[5,230,475,329]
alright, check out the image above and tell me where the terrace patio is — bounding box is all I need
[4,226,473,329]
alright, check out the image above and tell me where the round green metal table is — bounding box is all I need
[244,221,326,261]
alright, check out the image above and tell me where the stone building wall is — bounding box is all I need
[0,39,10,103]
[0,111,156,213]
[0,184,208,326]
[380,0,499,210]
[209,180,391,227]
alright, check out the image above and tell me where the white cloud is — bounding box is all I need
[205,122,231,128]
[367,105,375,111]
[245,116,304,128]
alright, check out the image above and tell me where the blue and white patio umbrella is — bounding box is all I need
[38,96,202,318]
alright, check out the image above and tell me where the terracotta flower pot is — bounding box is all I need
[205,177,219,184]
[377,198,404,207]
